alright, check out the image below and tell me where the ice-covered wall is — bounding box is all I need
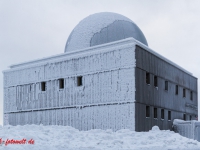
[3,39,136,131]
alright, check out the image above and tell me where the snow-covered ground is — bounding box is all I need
[0,125,200,150]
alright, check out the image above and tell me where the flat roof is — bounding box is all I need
[5,38,193,76]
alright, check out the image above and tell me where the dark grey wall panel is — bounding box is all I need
[135,46,198,132]
[135,103,192,131]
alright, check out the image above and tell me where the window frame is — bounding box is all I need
[183,114,186,121]
[168,111,171,121]
[146,106,150,118]
[183,88,186,98]
[154,76,158,87]
[175,85,178,95]
[190,91,193,100]
[146,72,150,85]
[77,76,83,86]
[154,107,157,119]
[165,81,168,91]
[161,109,164,120]
[59,78,64,89]
[41,82,46,91]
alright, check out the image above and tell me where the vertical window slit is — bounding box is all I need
[41,82,46,91]
[190,91,193,100]
[146,106,150,118]
[59,79,64,89]
[154,76,158,87]
[161,109,164,120]
[168,111,171,121]
[77,76,82,86]
[175,85,178,95]
[154,108,157,119]
[146,72,150,84]
[183,114,186,121]
[165,81,168,91]
[183,88,186,97]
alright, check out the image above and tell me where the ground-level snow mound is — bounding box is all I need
[0,125,200,150]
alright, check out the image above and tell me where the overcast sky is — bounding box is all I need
[0,0,200,125]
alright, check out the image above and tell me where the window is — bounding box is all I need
[190,115,192,120]
[146,72,150,84]
[165,81,168,91]
[146,106,150,117]
[154,76,158,87]
[168,111,171,121]
[175,85,178,95]
[183,88,186,97]
[77,76,82,86]
[161,109,164,120]
[59,79,64,89]
[190,91,193,100]
[184,114,187,121]
[41,82,46,91]
[154,108,157,119]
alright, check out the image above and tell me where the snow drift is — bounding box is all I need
[0,125,200,150]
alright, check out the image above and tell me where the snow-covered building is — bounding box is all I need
[3,12,198,131]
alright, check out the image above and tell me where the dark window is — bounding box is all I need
[168,111,171,121]
[183,114,186,121]
[165,81,168,91]
[146,72,150,84]
[183,88,186,97]
[190,91,193,100]
[161,109,164,120]
[190,115,192,120]
[41,82,46,91]
[59,79,64,89]
[175,85,178,95]
[146,106,150,117]
[77,76,82,86]
[154,108,157,119]
[154,76,158,87]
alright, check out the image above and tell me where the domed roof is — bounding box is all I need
[65,12,148,52]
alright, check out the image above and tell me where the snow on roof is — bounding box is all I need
[5,38,193,77]
[65,12,148,52]
[133,39,193,76]
[0,124,199,150]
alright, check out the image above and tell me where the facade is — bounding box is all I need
[3,12,198,131]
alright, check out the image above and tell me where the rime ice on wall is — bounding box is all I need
[7,104,135,131]
[3,39,136,131]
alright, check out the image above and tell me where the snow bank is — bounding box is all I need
[0,125,200,150]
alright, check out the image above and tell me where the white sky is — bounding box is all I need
[0,0,200,125]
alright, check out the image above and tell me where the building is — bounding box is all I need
[3,12,198,131]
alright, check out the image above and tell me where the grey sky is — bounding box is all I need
[0,0,200,125]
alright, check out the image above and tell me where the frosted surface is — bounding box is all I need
[91,20,148,47]
[0,125,200,149]
[173,119,200,141]
[65,12,147,52]
[3,39,136,131]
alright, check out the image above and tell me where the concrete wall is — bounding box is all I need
[135,45,198,131]
[3,39,136,131]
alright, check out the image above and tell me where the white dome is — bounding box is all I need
[65,12,148,52]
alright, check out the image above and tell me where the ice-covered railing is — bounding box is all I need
[173,119,200,142]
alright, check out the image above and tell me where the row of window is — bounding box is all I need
[146,106,171,120]
[146,106,193,121]
[41,76,83,91]
[146,72,193,100]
